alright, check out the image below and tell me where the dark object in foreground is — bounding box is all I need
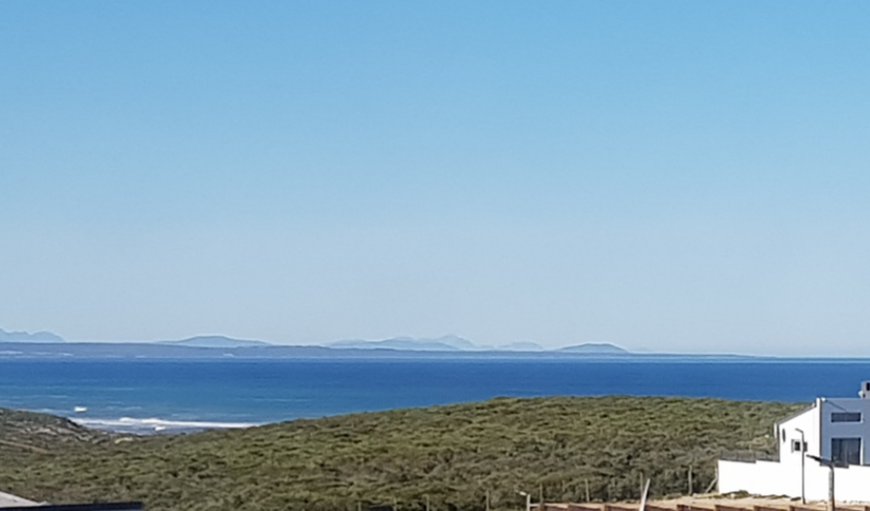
[0,503,143,511]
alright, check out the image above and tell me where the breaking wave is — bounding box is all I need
[73,416,259,434]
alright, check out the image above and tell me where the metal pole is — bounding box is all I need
[796,428,806,504]
[808,455,836,511]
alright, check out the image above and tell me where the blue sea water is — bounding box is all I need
[1,358,869,433]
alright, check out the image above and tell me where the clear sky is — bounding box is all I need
[2,1,869,355]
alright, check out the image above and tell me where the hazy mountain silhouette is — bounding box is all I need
[330,335,477,351]
[557,342,628,354]
[0,328,65,343]
[159,336,270,348]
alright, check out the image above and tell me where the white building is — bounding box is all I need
[719,382,870,502]
[0,490,37,508]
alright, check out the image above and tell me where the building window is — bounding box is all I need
[832,412,862,423]
[831,438,861,465]
[791,439,807,452]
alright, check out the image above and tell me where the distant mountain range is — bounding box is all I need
[329,336,625,354]
[331,335,476,351]
[159,336,270,349]
[558,343,629,355]
[0,327,644,358]
[0,329,65,343]
[157,334,627,354]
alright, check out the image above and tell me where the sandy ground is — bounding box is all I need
[544,495,868,511]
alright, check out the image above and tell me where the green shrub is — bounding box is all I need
[0,397,801,511]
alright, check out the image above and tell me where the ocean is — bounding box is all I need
[1,358,869,434]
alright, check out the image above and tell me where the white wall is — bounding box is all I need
[719,460,800,497]
[719,459,870,502]
[778,403,821,463]
[721,386,870,502]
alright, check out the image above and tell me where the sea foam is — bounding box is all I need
[73,417,259,434]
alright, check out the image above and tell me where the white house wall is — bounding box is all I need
[720,386,870,501]
[719,459,870,502]
[778,403,821,462]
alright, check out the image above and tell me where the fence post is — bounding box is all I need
[637,472,643,499]
[688,465,693,495]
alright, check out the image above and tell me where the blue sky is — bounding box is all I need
[2,1,869,355]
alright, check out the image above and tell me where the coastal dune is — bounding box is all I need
[0,397,799,511]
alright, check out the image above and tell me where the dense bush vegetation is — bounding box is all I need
[0,408,105,456]
[0,397,801,511]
